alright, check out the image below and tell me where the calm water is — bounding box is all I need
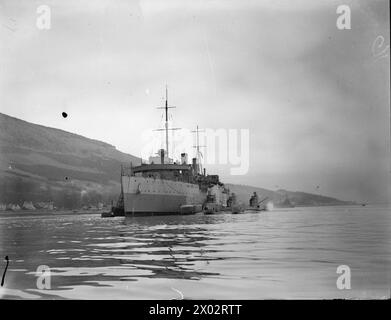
[0,205,390,299]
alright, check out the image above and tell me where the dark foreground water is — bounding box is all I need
[0,205,390,299]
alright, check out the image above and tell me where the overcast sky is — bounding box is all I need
[0,0,389,203]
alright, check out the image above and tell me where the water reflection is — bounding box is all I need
[0,213,235,298]
[1,206,390,299]
[90,215,224,281]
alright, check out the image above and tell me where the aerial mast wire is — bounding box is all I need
[155,85,180,162]
[165,85,169,159]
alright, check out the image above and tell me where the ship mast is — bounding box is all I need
[164,86,169,159]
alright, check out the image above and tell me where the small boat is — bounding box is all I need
[102,202,125,217]
[101,211,115,218]
[245,193,268,212]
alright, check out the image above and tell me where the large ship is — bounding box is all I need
[119,88,221,216]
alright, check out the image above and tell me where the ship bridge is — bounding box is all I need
[125,162,195,183]
[132,163,192,173]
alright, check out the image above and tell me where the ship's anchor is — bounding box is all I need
[136,183,141,194]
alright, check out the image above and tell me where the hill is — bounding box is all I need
[0,112,352,209]
[225,184,352,207]
[0,113,139,208]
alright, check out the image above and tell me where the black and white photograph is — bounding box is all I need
[0,0,390,303]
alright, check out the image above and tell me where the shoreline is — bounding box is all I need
[0,209,106,217]
[0,203,387,218]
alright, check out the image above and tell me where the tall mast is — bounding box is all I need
[155,86,180,163]
[196,125,200,164]
[165,85,169,159]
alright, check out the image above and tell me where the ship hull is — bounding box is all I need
[122,176,206,216]
[124,193,187,215]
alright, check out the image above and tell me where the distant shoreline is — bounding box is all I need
[1,203,387,218]
[0,209,105,217]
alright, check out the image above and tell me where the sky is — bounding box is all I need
[0,0,389,203]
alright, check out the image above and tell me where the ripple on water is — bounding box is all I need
[0,206,390,299]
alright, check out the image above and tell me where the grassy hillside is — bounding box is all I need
[225,184,353,207]
[0,113,139,208]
